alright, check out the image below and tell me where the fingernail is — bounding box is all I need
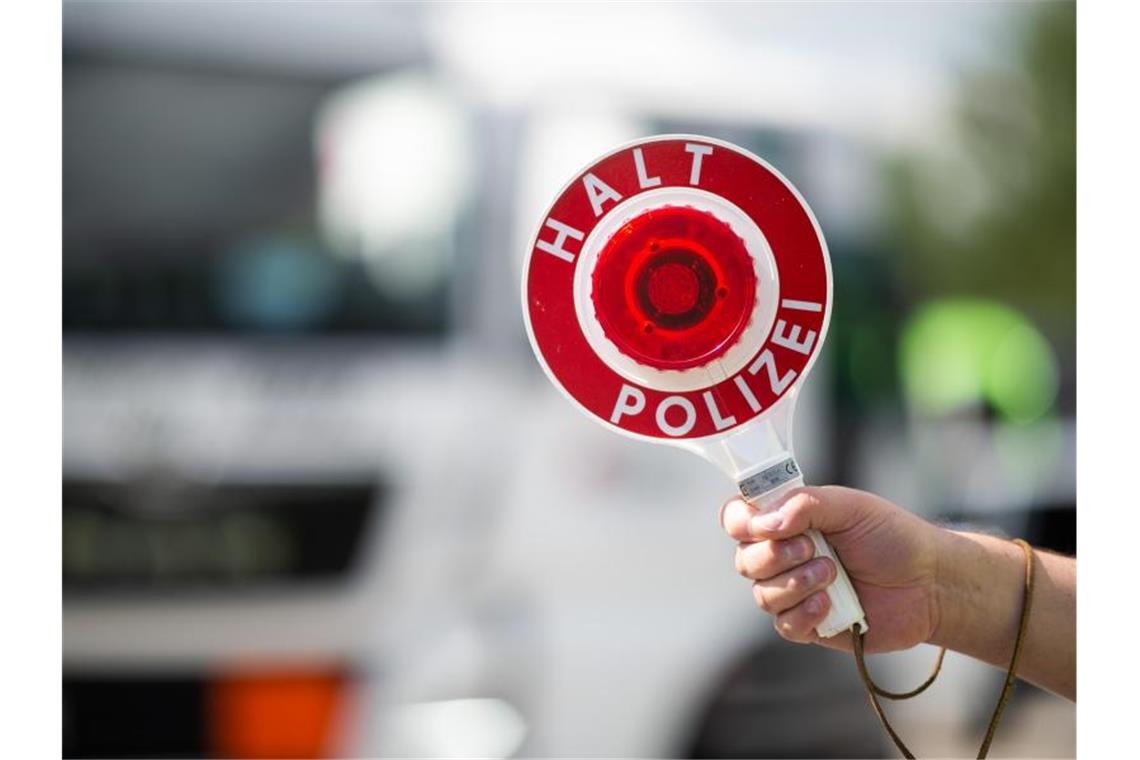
[805,593,824,615]
[804,559,829,586]
[750,512,783,535]
[788,536,814,562]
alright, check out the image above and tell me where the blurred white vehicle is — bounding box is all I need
[63,322,890,759]
[63,335,882,758]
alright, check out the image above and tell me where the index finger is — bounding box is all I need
[720,497,758,542]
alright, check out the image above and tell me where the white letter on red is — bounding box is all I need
[684,143,713,185]
[656,396,697,437]
[747,349,797,395]
[610,384,647,425]
[535,217,585,263]
[770,319,817,355]
[702,390,737,431]
[583,172,623,217]
[633,148,661,189]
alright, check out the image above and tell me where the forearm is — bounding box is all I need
[930,530,1075,700]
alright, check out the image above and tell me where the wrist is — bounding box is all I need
[929,529,1026,664]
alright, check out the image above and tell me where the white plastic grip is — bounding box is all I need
[743,478,868,639]
[801,527,868,639]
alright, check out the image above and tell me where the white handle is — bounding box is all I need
[744,477,867,639]
[802,527,867,639]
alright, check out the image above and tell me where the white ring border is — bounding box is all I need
[520,134,834,444]
[572,187,780,393]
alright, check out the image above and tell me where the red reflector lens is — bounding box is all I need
[591,206,757,370]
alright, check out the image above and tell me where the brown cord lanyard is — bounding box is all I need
[852,539,1037,759]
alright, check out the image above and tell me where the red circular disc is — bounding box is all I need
[591,205,756,370]
[523,136,831,441]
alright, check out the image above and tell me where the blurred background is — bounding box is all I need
[62,1,1075,757]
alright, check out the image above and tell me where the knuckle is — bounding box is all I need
[734,548,748,577]
[784,489,822,523]
[774,615,805,642]
[721,499,754,539]
[718,497,736,529]
[784,496,810,523]
[799,486,826,507]
[752,583,773,613]
[740,545,762,577]
[739,541,777,579]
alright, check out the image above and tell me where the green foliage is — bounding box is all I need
[899,299,1059,423]
[888,3,1075,345]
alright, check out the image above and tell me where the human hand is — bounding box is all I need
[720,486,942,654]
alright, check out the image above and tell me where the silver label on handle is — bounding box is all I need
[737,458,801,499]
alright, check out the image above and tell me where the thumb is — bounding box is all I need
[748,486,865,540]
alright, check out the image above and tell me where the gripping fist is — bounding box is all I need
[720,486,942,653]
